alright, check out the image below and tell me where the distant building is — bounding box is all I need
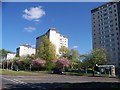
[36,28,68,56]
[91,2,120,68]
[16,44,35,57]
[7,52,16,60]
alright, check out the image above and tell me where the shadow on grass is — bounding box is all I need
[2,82,120,90]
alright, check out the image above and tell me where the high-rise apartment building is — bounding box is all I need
[36,28,68,56]
[16,44,35,57]
[91,2,120,68]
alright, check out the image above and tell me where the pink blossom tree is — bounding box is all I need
[56,58,71,69]
[32,58,46,71]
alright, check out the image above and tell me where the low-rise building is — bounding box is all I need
[7,52,16,60]
[16,44,35,57]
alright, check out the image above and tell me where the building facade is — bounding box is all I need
[16,44,35,57]
[91,2,120,68]
[7,52,16,60]
[36,28,68,56]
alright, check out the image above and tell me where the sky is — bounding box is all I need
[2,2,106,54]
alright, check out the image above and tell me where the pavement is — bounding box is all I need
[1,74,120,90]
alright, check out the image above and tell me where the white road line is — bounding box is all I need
[2,77,27,85]
[13,79,27,84]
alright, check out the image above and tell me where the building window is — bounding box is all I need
[110,25,113,27]
[109,7,112,10]
[111,48,115,51]
[94,42,96,45]
[104,9,107,12]
[115,18,117,21]
[111,38,114,41]
[117,37,119,40]
[105,26,109,29]
[104,13,107,16]
[105,35,109,38]
[104,21,108,25]
[117,42,119,45]
[104,17,108,20]
[111,34,114,36]
[109,11,112,14]
[114,5,116,8]
[116,33,118,35]
[109,20,113,23]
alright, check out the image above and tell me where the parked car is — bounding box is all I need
[53,68,63,74]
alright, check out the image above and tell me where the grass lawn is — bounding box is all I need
[0,69,49,76]
[65,72,110,77]
[0,69,110,77]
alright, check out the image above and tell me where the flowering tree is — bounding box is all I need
[32,58,46,71]
[56,58,71,69]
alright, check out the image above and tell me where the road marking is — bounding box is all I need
[13,79,27,84]
[2,77,44,89]
[2,77,27,85]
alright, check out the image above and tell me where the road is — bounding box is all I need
[1,74,120,90]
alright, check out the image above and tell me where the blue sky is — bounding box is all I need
[2,2,105,54]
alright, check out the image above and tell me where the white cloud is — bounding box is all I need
[22,6,45,21]
[24,26,36,32]
[72,46,79,49]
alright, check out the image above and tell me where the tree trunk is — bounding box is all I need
[92,66,95,76]
[25,67,26,71]
[85,67,87,74]
[38,67,39,72]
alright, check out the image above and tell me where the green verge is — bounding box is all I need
[0,69,49,76]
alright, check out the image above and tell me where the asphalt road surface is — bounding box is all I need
[1,74,120,90]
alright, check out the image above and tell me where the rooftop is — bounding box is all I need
[91,2,118,13]
[20,44,35,49]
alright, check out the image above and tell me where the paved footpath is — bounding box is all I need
[1,74,120,90]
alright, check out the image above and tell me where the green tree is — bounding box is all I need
[36,35,56,61]
[59,46,69,58]
[0,49,10,60]
[21,56,32,71]
[80,54,93,74]
[84,48,108,76]
[92,48,107,65]
[71,60,82,70]
[69,49,80,61]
